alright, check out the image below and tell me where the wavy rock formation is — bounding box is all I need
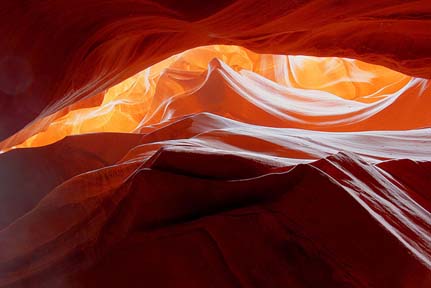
[1,1,431,288]
[2,45,429,150]
[2,0,431,139]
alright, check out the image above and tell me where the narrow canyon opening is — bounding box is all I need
[3,45,427,151]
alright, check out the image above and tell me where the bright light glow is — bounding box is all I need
[5,45,412,150]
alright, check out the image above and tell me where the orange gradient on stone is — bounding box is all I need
[5,45,415,150]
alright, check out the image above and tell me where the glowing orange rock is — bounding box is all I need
[1,1,431,140]
[1,1,431,287]
[3,45,427,150]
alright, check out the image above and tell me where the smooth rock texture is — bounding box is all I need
[0,1,431,287]
[1,0,431,139]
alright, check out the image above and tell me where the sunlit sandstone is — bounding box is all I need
[4,45,420,150]
[1,1,431,287]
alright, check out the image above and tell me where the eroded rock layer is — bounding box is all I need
[0,1,431,288]
[1,0,431,139]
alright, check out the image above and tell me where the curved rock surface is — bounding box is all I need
[1,0,431,139]
[0,2,431,287]
[0,112,430,287]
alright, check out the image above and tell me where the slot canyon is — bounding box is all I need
[0,1,431,287]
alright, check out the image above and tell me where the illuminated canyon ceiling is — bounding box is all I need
[0,1,431,287]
